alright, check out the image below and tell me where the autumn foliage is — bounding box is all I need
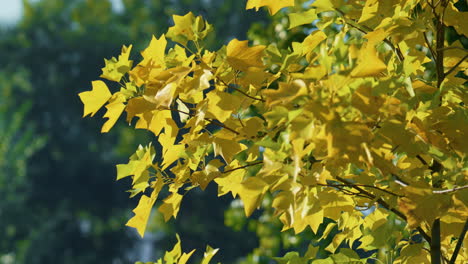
[79,0,467,263]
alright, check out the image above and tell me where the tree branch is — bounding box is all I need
[165,107,240,135]
[335,8,405,62]
[431,219,442,264]
[222,161,263,174]
[449,219,468,264]
[444,54,468,77]
[335,176,432,244]
[319,182,403,197]
[219,79,265,102]
[423,32,437,62]
[433,185,468,194]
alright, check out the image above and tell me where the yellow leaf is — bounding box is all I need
[206,90,241,123]
[159,192,183,221]
[358,0,379,24]
[302,30,327,56]
[238,177,269,216]
[398,186,453,228]
[213,136,246,164]
[350,42,387,77]
[126,179,164,238]
[201,246,219,264]
[100,45,133,82]
[79,80,112,117]
[288,9,317,29]
[140,34,167,68]
[311,0,335,13]
[159,118,178,150]
[166,12,196,45]
[227,39,265,71]
[214,161,245,197]
[101,94,126,133]
[178,250,196,264]
[165,234,182,263]
[246,0,294,15]
[444,3,468,37]
[162,144,185,170]
[263,80,308,107]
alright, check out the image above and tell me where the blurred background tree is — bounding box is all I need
[0,0,269,263]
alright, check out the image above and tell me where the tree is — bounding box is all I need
[80,0,468,263]
[0,0,265,263]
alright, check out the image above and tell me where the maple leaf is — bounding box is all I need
[227,39,265,71]
[159,192,183,221]
[246,0,295,15]
[140,34,167,68]
[101,93,126,133]
[126,179,164,238]
[78,80,112,117]
[350,42,387,77]
[288,9,317,29]
[100,45,133,82]
[166,12,196,45]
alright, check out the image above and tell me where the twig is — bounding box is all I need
[432,185,468,194]
[449,219,468,264]
[335,176,432,244]
[318,182,403,197]
[444,54,468,77]
[223,161,263,174]
[219,79,265,102]
[423,32,437,61]
[335,8,405,62]
[165,107,240,135]
[437,46,468,52]
[416,154,429,166]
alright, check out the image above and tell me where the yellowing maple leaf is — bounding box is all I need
[246,0,294,15]
[159,192,183,221]
[214,166,245,197]
[100,45,133,82]
[350,42,387,77]
[288,9,317,29]
[78,80,112,117]
[140,34,167,68]
[227,39,265,71]
[126,179,164,238]
[167,12,196,45]
[101,93,126,133]
[238,177,269,216]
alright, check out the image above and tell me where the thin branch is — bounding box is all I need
[449,219,468,264]
[319,182,403,197]
[335,176,432,244]
[207,119,240,135]
[231,86,265,102]
[416,154,429,166]
[437,46,468,52]
[222,161,263,174]
[219,79,265,102]
[165,107,240,135]
[444,54,468,77]
[433,185,468,194]
[423,32,437,61]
